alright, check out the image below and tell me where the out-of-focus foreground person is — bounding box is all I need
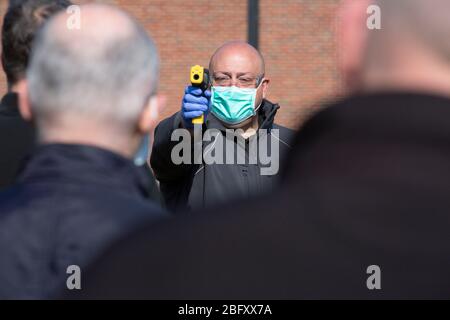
[74,0,450,299]
[0,0,71,190]
[0,3,166,299]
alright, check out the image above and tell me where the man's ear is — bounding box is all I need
[15,79,33,122]
[261,78,270,99]
[138,94,166,134]
[338,0,373,92]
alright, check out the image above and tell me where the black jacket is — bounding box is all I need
[151,99,294,211]
[75,92,450,299]
[0,93,36,190]
[0,144,165,299]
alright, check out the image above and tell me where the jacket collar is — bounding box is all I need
[282,91,450,183]
[18,143,153,199]
[0,92,20,117]
[325,91,450,136]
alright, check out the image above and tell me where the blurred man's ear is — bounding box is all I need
[138,94,166,134]
[15,79,33,122]
[338,0,372,93]
[261,78,270,99]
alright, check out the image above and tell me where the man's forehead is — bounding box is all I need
[211,49,262,74]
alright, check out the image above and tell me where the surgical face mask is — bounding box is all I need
[210,81,263,125]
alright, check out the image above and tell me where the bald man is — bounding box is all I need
[151,41,294,211]
[76,0,450,299]
[0,4,165,299]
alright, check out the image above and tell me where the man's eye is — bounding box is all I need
[239,80,253,86]
[215,77,229,82]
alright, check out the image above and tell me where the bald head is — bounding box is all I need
[340,0,450,94]
[375,0,450,60]
[209,41,265,78]
[27,3,159,133]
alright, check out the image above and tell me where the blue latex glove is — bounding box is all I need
[181,86,211,128]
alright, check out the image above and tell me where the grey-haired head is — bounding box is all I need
[21,3,163,158]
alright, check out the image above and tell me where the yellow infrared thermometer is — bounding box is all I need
[190,65,209,125]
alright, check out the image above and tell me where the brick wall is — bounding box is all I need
[0,0,340,129]
[260,0,340,128]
